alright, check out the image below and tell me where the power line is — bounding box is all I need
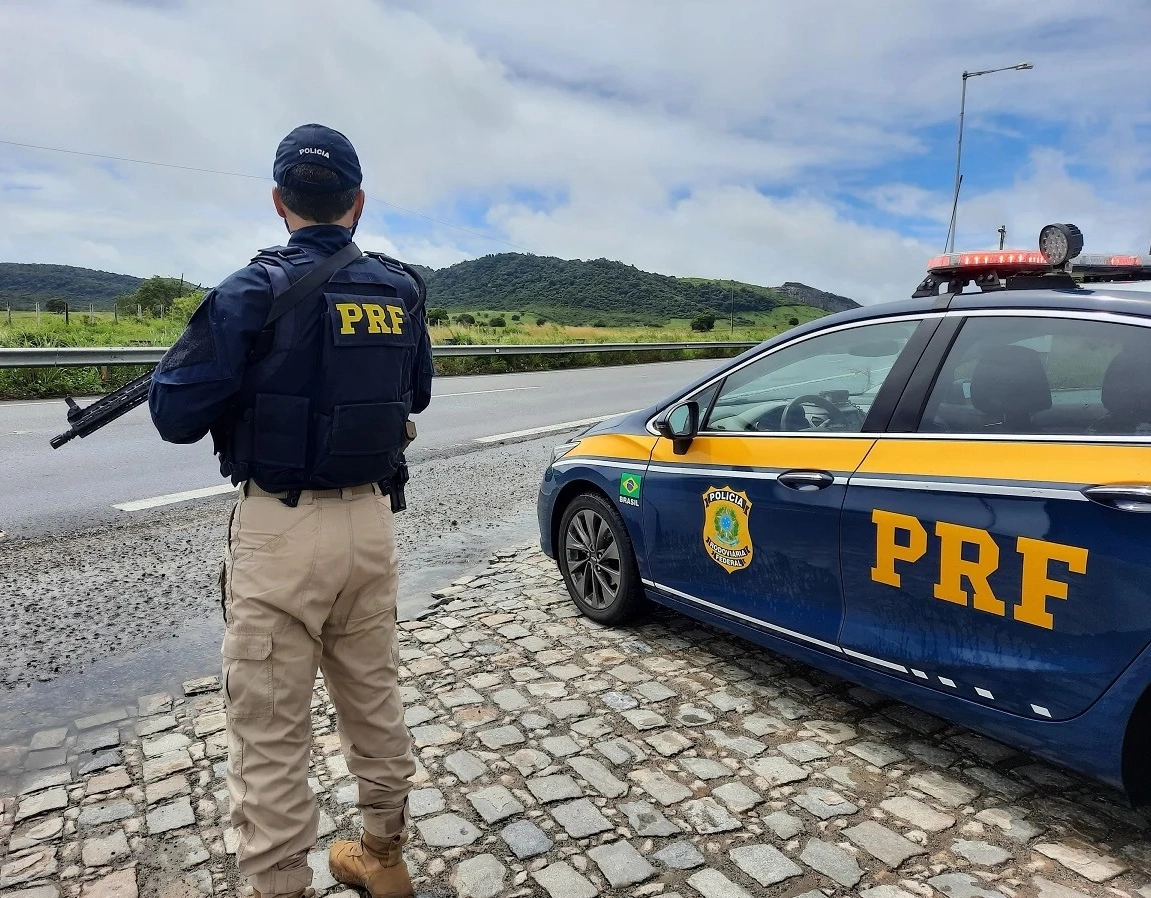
[0,138,532,252]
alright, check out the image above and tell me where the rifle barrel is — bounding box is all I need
[50,369,155,449]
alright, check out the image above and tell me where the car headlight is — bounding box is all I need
[551,442,579,465]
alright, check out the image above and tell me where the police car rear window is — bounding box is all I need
[919,316,1151,438]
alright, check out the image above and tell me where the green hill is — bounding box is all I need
[0,253,860,323]
[676,275,859,316]
[0,264,143,311]
[422,253,859,325]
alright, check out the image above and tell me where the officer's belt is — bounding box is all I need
[244,482,380,501]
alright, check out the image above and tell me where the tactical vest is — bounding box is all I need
[219,244,422,492]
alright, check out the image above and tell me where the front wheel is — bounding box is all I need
[558,492,645,625]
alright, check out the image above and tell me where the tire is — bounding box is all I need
[557,491,645,625]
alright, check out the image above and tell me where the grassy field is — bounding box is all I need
[444,305,821,331]
[0,305,823,399]
[0,310,188,400]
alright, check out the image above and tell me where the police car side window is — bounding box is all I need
[918,316,1151,437]
[704,320,918,434]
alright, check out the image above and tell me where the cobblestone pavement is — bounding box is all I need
[3,546,1151,898]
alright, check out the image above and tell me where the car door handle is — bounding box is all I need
[778,470,835,491]
[1082,484,1151,513]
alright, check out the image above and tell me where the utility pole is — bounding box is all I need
[5,303,10,325]
[35,302,40,325]
[729,282,735,336]
[998,225,1007,250]
[65,302,70,326]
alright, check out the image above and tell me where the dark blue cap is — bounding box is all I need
[273,124,362,194]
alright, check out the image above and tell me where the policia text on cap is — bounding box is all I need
[149,124,433,898]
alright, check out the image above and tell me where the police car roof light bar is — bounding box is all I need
[915,223,1151,298]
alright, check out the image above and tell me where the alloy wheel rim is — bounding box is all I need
[564,509,621,609]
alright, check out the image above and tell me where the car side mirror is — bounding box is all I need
[655,401,700,455]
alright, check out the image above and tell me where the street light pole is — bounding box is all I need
[945,73,970,254]
[944,62,1033,253]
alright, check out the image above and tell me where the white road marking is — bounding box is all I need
[477,410,643,444]
[114,483,237,512]
[435,387,538,398]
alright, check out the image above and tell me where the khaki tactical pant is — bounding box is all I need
[222,482,414,896]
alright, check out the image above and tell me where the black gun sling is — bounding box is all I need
[264,241,363,328]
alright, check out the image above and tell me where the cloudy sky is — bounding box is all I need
[1,0,1149,304]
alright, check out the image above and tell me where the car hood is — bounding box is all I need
[577,408,655,438]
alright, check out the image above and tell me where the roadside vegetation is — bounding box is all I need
[0,277,825,399]
[1,277,202,399]
[1,256,843,399]
[0,254,851,398]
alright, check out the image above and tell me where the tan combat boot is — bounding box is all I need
[329,831,413,898]
[252,890,315,898]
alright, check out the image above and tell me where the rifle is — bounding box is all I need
[50,369,155,449]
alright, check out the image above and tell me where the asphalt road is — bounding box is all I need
[1,360,717,538]
[0,359,720,738]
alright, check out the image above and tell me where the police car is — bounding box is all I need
[538,224,1151,800]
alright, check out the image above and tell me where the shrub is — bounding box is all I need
[454,313,476,325]
[170,291,207,325]
[789,317,800,326]
[444,329,475,346]
[690,314,716,332]
[427,307,449,325]
[593,319,609,328]
[511,313,521,321]
[490,316,507,328]
[536,317,547,326]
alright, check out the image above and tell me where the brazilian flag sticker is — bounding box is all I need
[619,472,642,507]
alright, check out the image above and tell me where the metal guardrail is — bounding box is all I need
[432,341,755,358]
[0,342,757,369]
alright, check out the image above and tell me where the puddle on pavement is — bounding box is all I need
[0,507,540,743]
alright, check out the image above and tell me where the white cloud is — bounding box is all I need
[0,0,1149,304]
[949,149,1151,257]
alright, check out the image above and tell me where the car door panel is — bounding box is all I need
[641,317,924,653]
[644,436,875,649]
[840,313,1151,722]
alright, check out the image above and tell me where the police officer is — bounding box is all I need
[150,124,432,898]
